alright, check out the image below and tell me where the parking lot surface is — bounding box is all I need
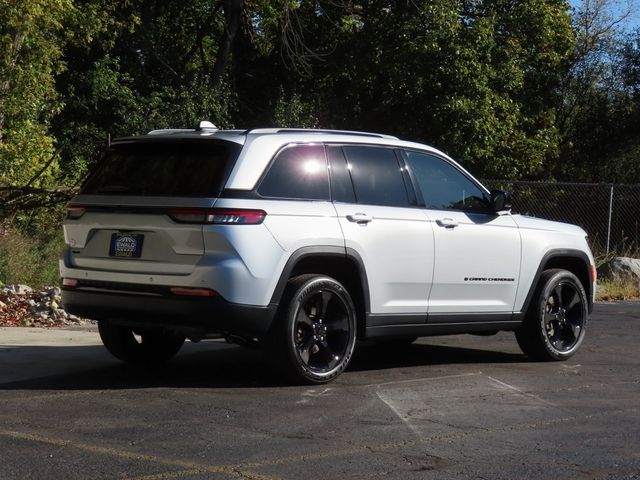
[1,302,639,479]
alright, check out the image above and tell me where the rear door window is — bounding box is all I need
[258,144,330,200]
[82,140,241,197]
[342,146,409,207]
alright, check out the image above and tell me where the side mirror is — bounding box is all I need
[490,190,511,213]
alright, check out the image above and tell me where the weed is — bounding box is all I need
[596,278,640,301]
[0,208,65,288]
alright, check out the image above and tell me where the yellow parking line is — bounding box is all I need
[129,469,203,480]
[3,407,636,479]
[0,429,277,480]
[0,391,95,402]
[130,469,279,480]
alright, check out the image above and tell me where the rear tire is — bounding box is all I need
[98,321,185,364]
[515,269,588,361]
[268,275,357,384]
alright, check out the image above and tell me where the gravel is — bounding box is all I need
[0,284,94,328]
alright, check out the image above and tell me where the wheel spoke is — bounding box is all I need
[321,344,341,370]
[550,337,562,350]
[553,285,563,307]
[567,321,581,340]
[565,289,580,311]
[544,311,556,325]
[297,309,314,328]
[298,335,315,365]
[326,313,349,333]
[317,290,332,319]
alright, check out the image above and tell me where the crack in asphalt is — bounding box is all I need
[1,406,638,479]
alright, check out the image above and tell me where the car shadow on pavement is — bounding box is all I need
[0,339,526,391]
[349,341,526,372]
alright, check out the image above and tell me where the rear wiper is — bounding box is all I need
[96,185,132,194]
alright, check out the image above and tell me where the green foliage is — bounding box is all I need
[0,208,66,288]
[53,1,235,180]
[5,0,640,286]
[0,0,72,187]
[252,0,574,179]
[551,0,640,183]
[273,89,318,128]
[0,0,582,186]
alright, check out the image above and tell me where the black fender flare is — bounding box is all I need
[518,248,594,318]
[269,246,371,314]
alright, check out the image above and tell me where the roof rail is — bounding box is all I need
[245,128,398,140]
[147,120,219,135]
[147,128,194,135]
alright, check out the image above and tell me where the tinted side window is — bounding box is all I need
[342,146,409,207]
[258,145,329,200]
[326,146,356,203]
[404,151,488,211]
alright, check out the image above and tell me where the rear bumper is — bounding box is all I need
[62,285,277,339]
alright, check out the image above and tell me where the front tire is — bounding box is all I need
[515,269,588,361]
[98,321,185,364]
[269,275,357,384]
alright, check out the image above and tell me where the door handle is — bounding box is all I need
[436,218,459,229]
[346,213,373,225]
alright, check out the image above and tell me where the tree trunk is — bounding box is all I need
[0,31,26,141]
[210,0,244,85]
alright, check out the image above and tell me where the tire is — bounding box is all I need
[98,321,185,364]
[269,274,357,384]
[515,269,588,361]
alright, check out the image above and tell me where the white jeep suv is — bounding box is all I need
[60,123,596,383]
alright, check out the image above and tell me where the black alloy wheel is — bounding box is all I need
[272,275,357,384]
[516,269,588,361]
[542,281,585,352]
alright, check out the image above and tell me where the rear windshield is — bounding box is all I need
[81,140,241,197]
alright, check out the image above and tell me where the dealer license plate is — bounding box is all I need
[109,233,144,258]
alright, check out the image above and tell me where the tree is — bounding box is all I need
[0,0,73,187]
[52,0,237,182]
[554,0,640,182]
[255,0,574,179]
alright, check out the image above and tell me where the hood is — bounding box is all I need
[511,214,588,237]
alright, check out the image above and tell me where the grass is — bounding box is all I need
[596,278,640,301]
[0,210,66,289]
[592,242,640,269]
[592,243,640,301]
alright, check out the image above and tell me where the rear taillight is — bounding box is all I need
[167,208,266,225]
[590,264,597,283]
[66,206,86,220]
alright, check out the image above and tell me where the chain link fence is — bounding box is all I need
[482,180,640,257]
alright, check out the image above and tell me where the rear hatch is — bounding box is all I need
[64,138,242,275]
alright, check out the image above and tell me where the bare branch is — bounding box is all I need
[0,186,77,219]
[181,0,224,74]
[24,151,60,188]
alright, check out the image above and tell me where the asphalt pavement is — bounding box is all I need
[1,302,639,479]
